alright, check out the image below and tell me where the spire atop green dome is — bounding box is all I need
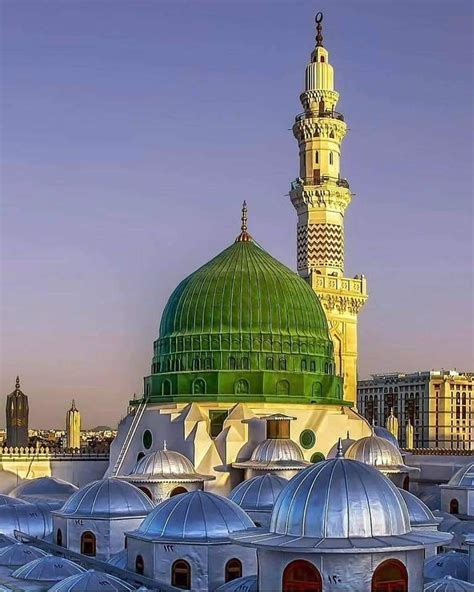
[145,215,344,405]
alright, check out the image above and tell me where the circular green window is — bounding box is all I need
[310,451,325,463]
[142,430,153,450]
[299,429,316,449]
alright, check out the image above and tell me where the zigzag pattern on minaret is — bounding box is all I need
[297,224,344,270]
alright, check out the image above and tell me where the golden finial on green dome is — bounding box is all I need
[235,201,252,242]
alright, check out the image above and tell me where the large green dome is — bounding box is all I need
[145,218,344,405]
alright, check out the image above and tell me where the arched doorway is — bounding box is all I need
[56,528,62,546]
[170,486,188,497]
[225,558,242,582]
[282,560,322,592]
[135,554,144,575]
[138,486,153,499]
[402,476,409,491]
[450,498,459,514]
[80,531,96,556]
[372,559,408,592]
[172,559,191,590]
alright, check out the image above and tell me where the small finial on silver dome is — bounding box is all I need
[336,437,344,458]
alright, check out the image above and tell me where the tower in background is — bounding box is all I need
[290,14,368,404]
[5,376,29,448]
[66,399,81,449]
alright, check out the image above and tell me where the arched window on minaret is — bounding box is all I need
[315,151,319,164]
[329,152,334,165]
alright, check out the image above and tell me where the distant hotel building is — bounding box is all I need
[357,370,473,450]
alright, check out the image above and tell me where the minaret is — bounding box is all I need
[5,376,29,448]
[290,13,368,404]
[386,407,399,442]
[66,399,81,449]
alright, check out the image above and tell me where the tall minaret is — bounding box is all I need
[290,13,368,404]
[5,376,29,448]
[66,399,81,449]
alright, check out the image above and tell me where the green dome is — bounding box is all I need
[145,226,344,405]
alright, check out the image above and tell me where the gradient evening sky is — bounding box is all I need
[1,1,472,428]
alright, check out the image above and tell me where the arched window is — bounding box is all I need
[205,357,213,370]
[192,358,200,371]
[329,152,334,165]
[170,486,188,497]
[192,378,206,395]
[175,359,181,372]
[135,554,144,575]
[56,529,62,546]
[276,380,290,396]
[229,357,236,370]
[279,357,287,371]
[336,384,342,398]
[225,558,242,583]
[320,55,325,63]
[282,560,322,592]
[80,531,96,557]
[235,379,250,395]
[301,360,307,371]
[318,99,325,114]
[172,559,191,590]
[310,361,316,372]
[315,151,319,164]
[312,382,322,399]
[241,357,249,370]
[371,559,408,592]
[324,362,329,373]
[329,130,335,139]
[138,486,153,499]
[266,357,274,370]
[162,380,172,396]
[137,451,145,463]
[450,498,459,514]
[402,476,410,491]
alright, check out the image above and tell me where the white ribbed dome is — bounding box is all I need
[424,551,469,583]
[129,449,213,483]
[398,489,438,527]
[9,477,78,502]
[345,435,409,472]
[424,575,474,592]
[55,478,154,519]
[11,555,85,582]
[0,543,47,567]
[48,569,135,592]
[447,463,474,487]
[229,474,287,512]
[233,439,310,471]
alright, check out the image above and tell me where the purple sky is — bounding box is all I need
[1,1,472,429]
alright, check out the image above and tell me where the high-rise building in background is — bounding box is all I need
[289,15,368,405]
[66,400,81,450]
[5,376,29,448]
[357,370,473,450]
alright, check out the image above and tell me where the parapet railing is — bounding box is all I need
[292,175,350,189]
[0,446,109,458]
[295,109,345,122]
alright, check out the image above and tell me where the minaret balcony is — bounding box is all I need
[291,175,350,190]
[295,109,344,123]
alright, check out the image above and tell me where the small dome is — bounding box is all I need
[55,478,154,519]
[0,503,52,538]
[233,439,310,471]
[433,511,461,532]
[9,476,78,500]
[229,474,287,512]
[424,551,470,583]
[450,521,474,548]
[447,463,474,487]
[398,488,439,527]
[48,569,135,592]
[0,494,27,507]
[133,490,253,543]
[421,491,441,511]
[215,575,258,592]
[11,555,85,582]
[129,449,214,482]
[107,550,127,569]
[374,426,399,448]
[424,576,474,592]
[0,543,47,567]
[327,436,355,458]
[345,435,411,473]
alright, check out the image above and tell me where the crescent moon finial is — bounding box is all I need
[315,12,324,47]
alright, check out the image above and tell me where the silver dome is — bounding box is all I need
[398,488,439,527]
[107,549,127,569]
[327,436,355,459]
[229,474,287,512]
[345,435,413,473]
[54,478,154,519]
[374,425,399,448]
[215,575,258,592]
[11,555,85,582]
[9,476,78,504]
[0,534,15,549]
[231,457,452,551]
[131,490,253,543]
[424,576,474,592]
[233,439,310,471]
[48,569,135,592]
[0,503,52,538]
[0,494,27,507]
[424,551,470,583]
[127,449,214,483]
[0,543,47,567]
[434,511,461,532]
[446,463,474,487]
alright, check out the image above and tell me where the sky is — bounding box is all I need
[1,0,473,429]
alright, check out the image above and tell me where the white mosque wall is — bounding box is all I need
[441,487,473,518]
[256,548,425,592]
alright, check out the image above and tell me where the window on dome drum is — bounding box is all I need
[266,357,274,370]
[276,380,290,396]
[300,429,316,449]
[192,379,206,395]
[310,451,325,463]
[310,361,316,372]
[371,559,408,592]
[242,357,249,370]
[235,379,249,395]
[279,358,287,371]
[225,558,242,582]
[170,486,188,497]
[209,410,228,438]
[135,555,144,575]
[172,559,191,590]
[162,380,172,396]
[336,384,342,398]
[450,499,459,514]
[56,529,62,546]
[229,357,236,370]
[192,358,200,371]
[205,358,213,370]
[80,531,96,557]
[143,430,153,450]
[312,382,322,399]
[282,560,322,592]
[301,360,307,371]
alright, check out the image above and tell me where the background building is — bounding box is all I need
[65,400,81,450]
[5,377,29,448]
[358,370,473,450]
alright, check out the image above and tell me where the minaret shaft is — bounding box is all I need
[290,18,368,405]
